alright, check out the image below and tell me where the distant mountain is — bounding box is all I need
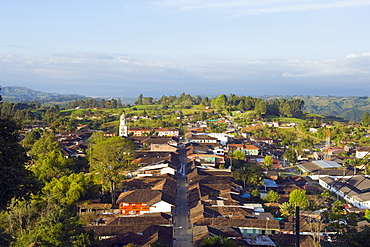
[0,86,88,103]
[262,95,370,122]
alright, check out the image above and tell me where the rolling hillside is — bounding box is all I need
[0,86,88,103]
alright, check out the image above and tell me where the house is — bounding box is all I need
[134,161,178,177]
[187,143,224,156]
[122,175,176,191]
[356,146,370,158]
[227,143,244,152]
[250,137,274,144]
[187,153,225,168]
[205,133,233,146]
[187,134,219,144]
[77,125,89,131]
[84,213,172,246]
[192,226,242,247]
[155,128,179,137]
[149,143,178,152]
[128,128,152,136]
[104,131,116,137]
[116,188,175,215]
[262,179,278,192]
[226,144,260,156]
[297,160,351,180]
[133,151,178,167]
[130,136,179,150]
[200,217,281,236]
[319,175,370,209]
[244,145,260,155]
[272,234,315,247]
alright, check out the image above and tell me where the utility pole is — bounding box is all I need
[296,206,300,247]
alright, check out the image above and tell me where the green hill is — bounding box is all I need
[1,86,87,103]
[262,95,370,122]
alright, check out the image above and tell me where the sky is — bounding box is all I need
[1,0,370,98]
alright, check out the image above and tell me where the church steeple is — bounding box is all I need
[119,111,128,137]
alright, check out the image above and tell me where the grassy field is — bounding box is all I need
[264,115,306,123]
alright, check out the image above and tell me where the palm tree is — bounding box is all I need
[279,202,294,217]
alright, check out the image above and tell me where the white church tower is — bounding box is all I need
[119,111,128,137]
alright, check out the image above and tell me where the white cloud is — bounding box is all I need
[153,0,370,15]
[1,51,370,96]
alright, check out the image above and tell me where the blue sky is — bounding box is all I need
[1,0,370,98]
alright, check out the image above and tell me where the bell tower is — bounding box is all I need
[119,111,128,137]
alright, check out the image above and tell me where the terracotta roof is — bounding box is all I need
[117,179,176,205]
[198,217,281,230]
[122,175,175,190]
[141,225,173,247]
[116,189,163,205]
[272,234,315,247]
[86,215,172,246]
[244,144,259,149]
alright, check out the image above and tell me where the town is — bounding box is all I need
[2,93,370,247]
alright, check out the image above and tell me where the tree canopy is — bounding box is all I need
[89,136,137,204]
[289,189,308,209]
[0,118,39,211]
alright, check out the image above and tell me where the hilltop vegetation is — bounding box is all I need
[1,86,370,121]
[263,95,370,121]
[0,86,88,104]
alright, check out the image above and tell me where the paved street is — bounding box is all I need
[173,144,193,247]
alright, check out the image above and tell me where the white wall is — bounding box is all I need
[150,201,173,213]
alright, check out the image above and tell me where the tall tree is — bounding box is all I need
[263,155,273,171]
[361,112,370,127]
[254,99,267,116]
[89,136,137,204]
[29,134,61,157]
[0,118,39,211]
[289,189,308,209]
[264,190,280,203]
[135,94,144,105]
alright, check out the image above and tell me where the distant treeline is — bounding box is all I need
[133,93,304,118]
[0,93,305,124]
[66,98,127,109]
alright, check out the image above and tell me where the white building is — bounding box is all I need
[319,175,370,209]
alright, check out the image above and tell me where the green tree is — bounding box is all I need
[29,134,61,157]
[6,200,98,247]
[31,150,73,184]
[43,173,100,206]
[21,129,41,150]
[283,149,297,164]
[200,235,237,247]
[135,94,143,105]
[251,189,260,199]
[263,155,273,171]
[279,202,294,217]
[0,118,39,211]
[365,209,370,221]
[232,164,263,189]
[254,99,267,117]
[289,189,308,209]
[89,136,137,204]
[231,150,245,160]
[361,112,370,127]
[264,190,280,203]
